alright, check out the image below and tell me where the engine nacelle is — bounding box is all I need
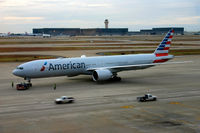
[92,69,113,81]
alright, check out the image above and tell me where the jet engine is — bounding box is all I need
[92,69,113,81]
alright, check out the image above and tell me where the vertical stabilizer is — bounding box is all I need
[153,29,174,63]
[154,29,174,57]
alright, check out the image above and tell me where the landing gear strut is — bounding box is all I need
[24,77,32,87]
[112,76,121,81]
[111,73,121,81]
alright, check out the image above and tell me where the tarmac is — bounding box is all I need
[0,54,200,133]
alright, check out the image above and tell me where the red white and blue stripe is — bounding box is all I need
[153,29,174,63]
[154,29,174,57]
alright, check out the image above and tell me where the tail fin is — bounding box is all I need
[154,29,174,57]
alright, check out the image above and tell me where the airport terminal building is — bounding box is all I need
[140,27,184,35]
[33,28,128,36]
[80,28,128,36]
[33,27,184,36]
[33,28,81,36]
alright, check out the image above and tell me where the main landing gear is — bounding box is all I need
[111,74,121,81]
[112,76,121,81]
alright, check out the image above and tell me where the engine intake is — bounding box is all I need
[92,69,113,81]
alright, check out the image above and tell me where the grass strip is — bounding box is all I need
[0,55,58,62]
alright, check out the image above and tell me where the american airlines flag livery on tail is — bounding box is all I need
[13,29,176,83]
[153,29,174,63]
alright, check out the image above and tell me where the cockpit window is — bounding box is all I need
[17,67,24,70]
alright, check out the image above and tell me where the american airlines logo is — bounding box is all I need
[40,61,86,72]
[40,61,47,71]
[48,62,85,71]
[40,62,85,72]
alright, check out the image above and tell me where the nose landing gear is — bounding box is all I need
[26,78,32,87]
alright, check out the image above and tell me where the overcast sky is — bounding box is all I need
[0,0,200,33]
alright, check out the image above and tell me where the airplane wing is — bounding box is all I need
[87,61,192,72]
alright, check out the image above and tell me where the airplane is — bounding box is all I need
[0,32,11,37]
[13,29,175,83]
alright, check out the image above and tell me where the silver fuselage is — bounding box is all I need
[13,54,155,79]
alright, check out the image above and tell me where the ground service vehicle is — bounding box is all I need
[16,83,32,90]
[137,94,157,102]
[55,96,75,104]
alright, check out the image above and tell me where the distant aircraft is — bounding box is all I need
[13,29,175,83]
[0,32,10,37]
[24,33,50,37]
[42,34,51,38]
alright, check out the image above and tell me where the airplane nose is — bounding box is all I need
[12,69,18,76]
[12,69,23,77]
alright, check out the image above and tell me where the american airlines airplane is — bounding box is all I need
[13,29,175,83]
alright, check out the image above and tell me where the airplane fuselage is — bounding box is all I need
[13,54,155,79]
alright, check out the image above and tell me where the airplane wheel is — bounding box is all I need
[117,77,121,81]
[112,76,121,81]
